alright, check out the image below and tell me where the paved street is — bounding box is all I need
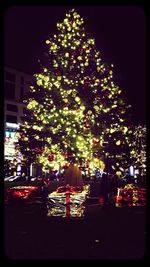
[4,181,146,260]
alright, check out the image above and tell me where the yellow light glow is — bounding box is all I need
[65,52,69,57]
[37,79,42,86]
[110,129,115,134]
[77,56,82,60]
[123,127,128,134]
[27,100,38,110]
[75,97,80,103]
[116,140,121,145]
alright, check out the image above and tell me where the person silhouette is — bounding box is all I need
[64,164,84,189]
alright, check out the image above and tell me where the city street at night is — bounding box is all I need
[4,5,146,262]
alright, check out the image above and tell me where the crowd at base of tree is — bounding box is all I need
[4,9,146,181]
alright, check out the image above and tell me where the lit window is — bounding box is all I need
[11,132,15,138]
[6,131,10,138]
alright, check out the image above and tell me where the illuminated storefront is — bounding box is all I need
[4,123,20,160]
[4,122,23,175]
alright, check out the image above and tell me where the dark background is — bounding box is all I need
[4,5,146,124]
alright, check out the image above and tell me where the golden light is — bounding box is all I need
[65,52,69,57]
[116,140,121,145]
[110,128,115,134]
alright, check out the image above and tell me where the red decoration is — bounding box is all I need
[56,71,61,76]
[84,79,91,87]
[115,187,146,207]
[56,185,82,194]
[84,121,91,129]
[62,162,69,169]
[65,153,74,160]
[48,154,55,161]
[99,196,105,205]
[33,147,44,154]
[20,133,25,138]
[92,138,99,145]
[32,111,37,116]
[66,204,71,216]
[6,186,38,201]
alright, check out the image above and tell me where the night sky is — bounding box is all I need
[4,6,146,124]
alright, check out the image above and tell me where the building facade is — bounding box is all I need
[4,66,34,127]
[4,66,34,175]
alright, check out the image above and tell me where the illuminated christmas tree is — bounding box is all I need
[18,8,132,176]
